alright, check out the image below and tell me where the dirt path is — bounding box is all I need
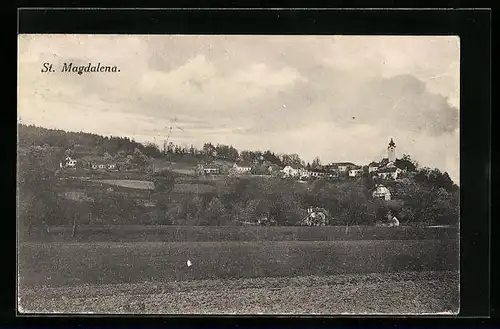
[18,270,459,315]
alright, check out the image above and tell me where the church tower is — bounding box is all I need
[388,138,396,162]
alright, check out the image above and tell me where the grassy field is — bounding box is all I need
[57,168,149,180]
[18,239,458,288]
[39,225,459,242]
[92,179,155,190]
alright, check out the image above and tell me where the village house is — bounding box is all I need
[331,162,356,173]
[196,163,221,175]
[368,161,379,173]
[298,168,311,179]
[309,169,326,179]
[90,162,117,170]
[377,167,402,180]
[232,162,253,174]
[372,184,392,201]
[203,165,220,175]
[320,164,333,173]
[60,156,77,168]
[281,165,300,178]
[348,166,363,177]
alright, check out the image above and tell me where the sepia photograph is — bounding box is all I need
[17,34,460,315]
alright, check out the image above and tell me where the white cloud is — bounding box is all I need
[18,34,460,184]
[139,55,302,110]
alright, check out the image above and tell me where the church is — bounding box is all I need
[369,138,405,180]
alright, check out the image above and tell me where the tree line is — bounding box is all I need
[18,124,308,167]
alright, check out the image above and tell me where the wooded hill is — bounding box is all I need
[17,124,459,232]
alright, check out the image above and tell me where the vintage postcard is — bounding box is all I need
[17,34,460,315]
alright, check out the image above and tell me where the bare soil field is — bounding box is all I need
[18,270,459,314]
[18,227,459,315]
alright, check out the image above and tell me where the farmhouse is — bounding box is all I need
[377,167,402,180]
[348,166,363,177]
[331,162,356,173]
[298,168,311,179]
[91,162,117,170]
[368,161,379,173]
[60,156,77,168]
[203,165,220,175]
[281,165,300,178]
[232,162,252,174]
[309,169,327,178]
[372,184,392,201]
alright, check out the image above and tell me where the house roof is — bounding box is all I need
[235,162,253,167]
[332,162,356,166]
[310,168,328,173]
[283,164,303,169]
[369,161,379,167]
[377,167,399,173]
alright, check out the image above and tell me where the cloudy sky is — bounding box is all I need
[18,35,460,183]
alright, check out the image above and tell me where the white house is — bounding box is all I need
[310,170,326,178]
[91,162,117,170]
[377,167,402,180]
[281,165,300,178]
[233,162,252,174]
[331,162,356,173]
[203,166,220,175]
[298,168,311,179]
[372,184,392,201]
[348,167,362,177]
[368,161,379,173]
[60,156,77,168]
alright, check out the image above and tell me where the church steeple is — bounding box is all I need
[388,138,396,162]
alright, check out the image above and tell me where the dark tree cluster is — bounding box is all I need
[18,124,162,158]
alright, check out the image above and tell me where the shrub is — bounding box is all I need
[203,197,228,226]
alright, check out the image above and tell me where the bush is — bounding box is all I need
[202,197,228,226]
[151,170,177,193]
